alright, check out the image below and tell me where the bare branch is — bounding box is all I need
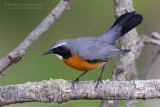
[110,1,160,83]
[0,0,72,75]
[122,100,138,107]
[1,79,160,106]
[105,0,138,107]
[140,46,160,80]
[122,32,160,106]
[134,32,160,80]
[139,33,160,47]
[109,1,160,107]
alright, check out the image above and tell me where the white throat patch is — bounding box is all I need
[55,54,63,60]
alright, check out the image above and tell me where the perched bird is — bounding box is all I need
[43,12,143,88]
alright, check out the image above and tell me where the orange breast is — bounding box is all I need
[63,53,105,71]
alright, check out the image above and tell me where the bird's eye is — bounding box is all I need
[58,46,63,50]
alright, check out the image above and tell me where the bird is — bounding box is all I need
[43,11,143,88]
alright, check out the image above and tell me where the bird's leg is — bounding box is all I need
[72,71,88,88]
[94,63,106,88]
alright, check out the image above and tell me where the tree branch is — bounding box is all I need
[0,0,72,75]
[140,46,160,80]
[122,100,138,107]
[134,32,160,80]
[140,47,160,80]
[139,32,160,47]
[106,1,160,107]
[1,79,160,106]
[101,0,138,107]
[100,0,139,107]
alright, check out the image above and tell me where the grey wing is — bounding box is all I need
[78,42,127,63]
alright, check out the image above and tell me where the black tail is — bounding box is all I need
[100,11,143,45]
[111,11,143,36]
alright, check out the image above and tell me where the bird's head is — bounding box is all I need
[43,39,72,59]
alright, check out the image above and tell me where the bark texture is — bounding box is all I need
[112,0,139,81]
[1,79,160,106]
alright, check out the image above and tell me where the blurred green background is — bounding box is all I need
[0,0,160,107]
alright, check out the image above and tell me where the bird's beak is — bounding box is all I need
[43,50,53,55]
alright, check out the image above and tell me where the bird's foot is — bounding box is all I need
[94,77,103,88]
[72,78,79,88]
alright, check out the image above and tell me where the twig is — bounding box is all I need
[116,33,160,107]
[135,32,160,80]
[139,34,160,47]
[121,100,138,107]
[134,32,160,59]
[121,33,160,107]
[1,79,160,106]
[140,46,160,80]
[0,0,72,75]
